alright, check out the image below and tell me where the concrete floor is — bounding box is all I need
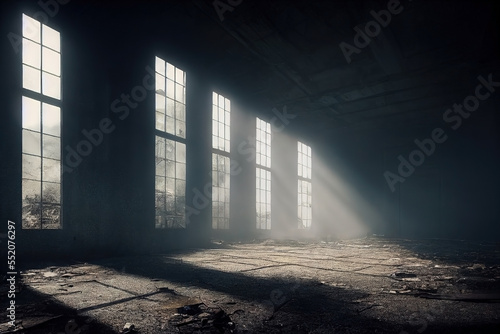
[2,236,500,333]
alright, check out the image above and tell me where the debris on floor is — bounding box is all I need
[2,236,499,333]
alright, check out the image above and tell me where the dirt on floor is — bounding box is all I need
[1,236,500,333]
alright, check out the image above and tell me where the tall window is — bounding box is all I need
[256,118,271,230]
[298,142,312,229]
[155,56,186,228]
[212,92,230,229]
[21,14,62,229]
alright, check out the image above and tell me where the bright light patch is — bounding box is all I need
[155,56,186,138]
[298,141,312,229]
[21,14,61,230]
[256,118,271,230]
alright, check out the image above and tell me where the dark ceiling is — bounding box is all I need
[48,0,500,140]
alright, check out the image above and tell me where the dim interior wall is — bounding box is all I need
[0,2,219,261]
[315,94,500,241]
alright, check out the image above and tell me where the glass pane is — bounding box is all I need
[166,160,175,178]
[166,177,175,194]
[155,176,166,192]
[166,116,175,134]
[212,105,218,121]
[42,182,60,204]
[176,180,185,196]
[212,120,218,136]
[155,94,165,113]
[176,196,185,215]
[176,121,185,138]
[225,98,230,111]
[219,108,224,124]
[156,111,165,132]
[42,158,60,183]
[166,98,174,117]
[42,204,60,229]
[166,63,175,80]
[23,154,41,180]
[42,103,60,136]
[23,65,41,93]
[175,67,184,85]
[42,134,60,159]
[155,74,165,95]
[42,46,60,76]
[42,72,60,100]
[22,179,41,229]
[175,102,185,122]
[155,136,165,158]
[166,79,174,99]
[156,158,166,177]
[23,38,41,68]
[176,162,186,180]
[22,130,41,156]
[22,96,41,131]
[218,94,224,108]
[23,14,41,43]
[175,83,184,102]
[165,140,175,160]
[155,56,165,75]
[176,143,186,163]
[42,24,60,52]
